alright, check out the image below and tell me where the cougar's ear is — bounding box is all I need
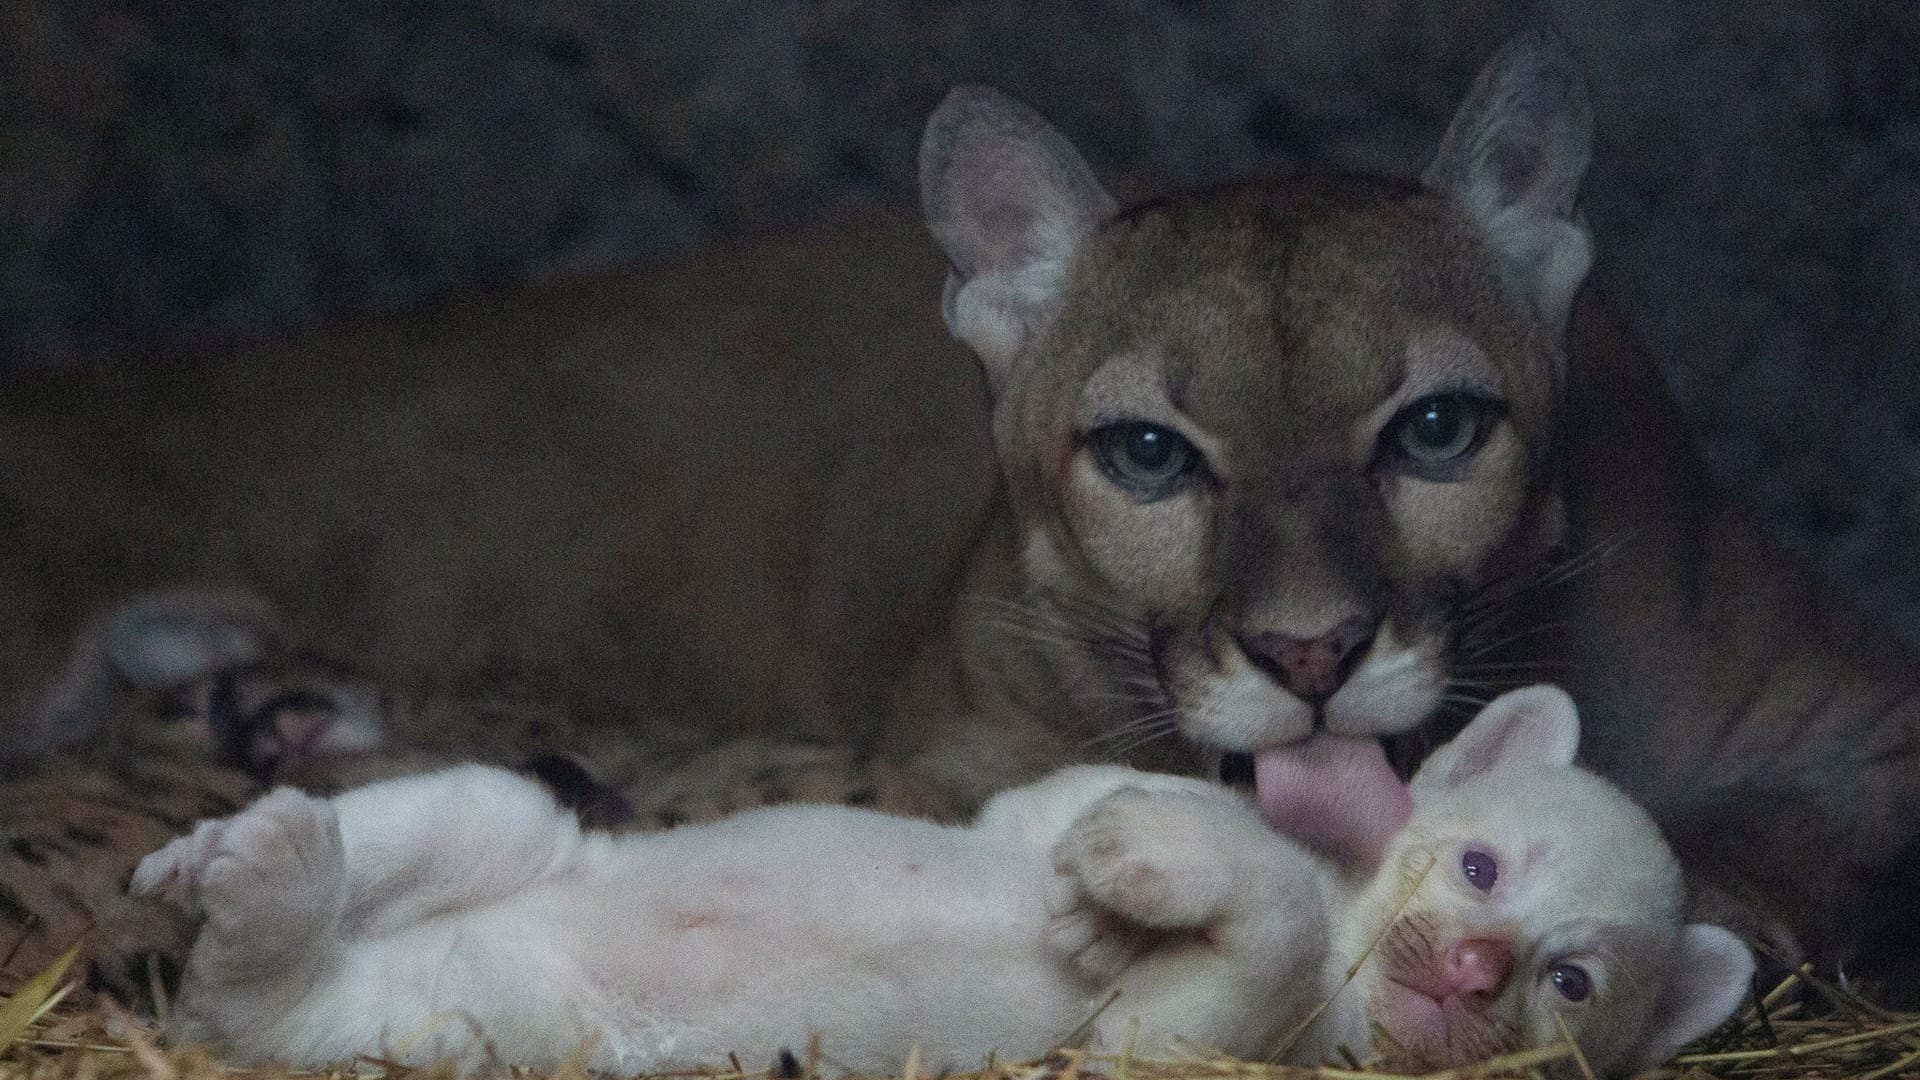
[919,85,1116,388]
[1412,684,1581,793]
[1423,33,1594,335]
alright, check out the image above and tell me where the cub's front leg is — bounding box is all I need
[1050,785,1331,1060]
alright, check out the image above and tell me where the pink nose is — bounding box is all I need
[1443,938,1513,1001]
[1241,614,1379,703]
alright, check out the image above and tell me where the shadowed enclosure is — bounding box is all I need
[5,1,1919,639]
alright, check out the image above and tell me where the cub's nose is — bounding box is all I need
[1240,614,1379,704]
[1443,938,1514,1002]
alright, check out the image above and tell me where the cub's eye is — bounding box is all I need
[1549,962,1593,1002]
[1089,421,1202,502]
[1382,393,1503,479]
[1461,847,1498,891]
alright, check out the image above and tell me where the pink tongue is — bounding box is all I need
[1255,735,1412,870]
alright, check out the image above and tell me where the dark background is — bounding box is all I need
[6,0,1920,638]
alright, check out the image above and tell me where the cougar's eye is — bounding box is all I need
[1461,847,1498,891]
[1549,962,1593,1002]
[1383,393,1503,479]
[1090,421,1202,502]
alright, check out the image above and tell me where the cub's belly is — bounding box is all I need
[539,811,1090,1073]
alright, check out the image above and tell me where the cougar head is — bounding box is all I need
[918,36,1593,780]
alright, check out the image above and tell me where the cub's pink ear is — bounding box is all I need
[1632,924,1755,1070]
[918,85,1115,386]
[1413,684,1580,792]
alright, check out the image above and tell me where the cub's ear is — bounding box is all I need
[919,85,1116,387]
[1632,924,1755,1070]
[1422,32,1594,335]
[1413,684,1580,792]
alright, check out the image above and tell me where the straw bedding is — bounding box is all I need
[2,927,1914,1080]
[0,703,1909,1080]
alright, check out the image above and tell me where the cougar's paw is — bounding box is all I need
[168,661,388,784]
[1052,787,1238,934]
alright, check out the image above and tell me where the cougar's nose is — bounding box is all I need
[1240,614,1379,703]
[1443,938,1514,1003]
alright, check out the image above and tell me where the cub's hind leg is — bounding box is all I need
[133,787,345,1001]
[320,765,588,933]
[135,766,591,1061]
[135,766,582,976]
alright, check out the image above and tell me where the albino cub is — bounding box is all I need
[133,688,1749,1075]
[1285,686,1754,1074]
[133,766,1324,1074]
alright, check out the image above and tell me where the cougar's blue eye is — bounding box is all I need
[1461,848,1498,891]
[1384,393,1503,480]
[1090,421,1202,502]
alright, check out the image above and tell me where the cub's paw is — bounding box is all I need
[133,789,345,959]
[1048,786,1255,980]
[1045,879,1147,985]
[1054,787,1240,929]
[132,817,235,914]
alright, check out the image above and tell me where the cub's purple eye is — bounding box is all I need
[1461,848,1498,891]
[1550,963,1592,1002]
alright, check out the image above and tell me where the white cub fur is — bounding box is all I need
[136,688,1752,1076]
[136,763,1327,1074]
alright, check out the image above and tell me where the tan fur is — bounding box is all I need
[2,41,1916,995]
[0,217,1004,789]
